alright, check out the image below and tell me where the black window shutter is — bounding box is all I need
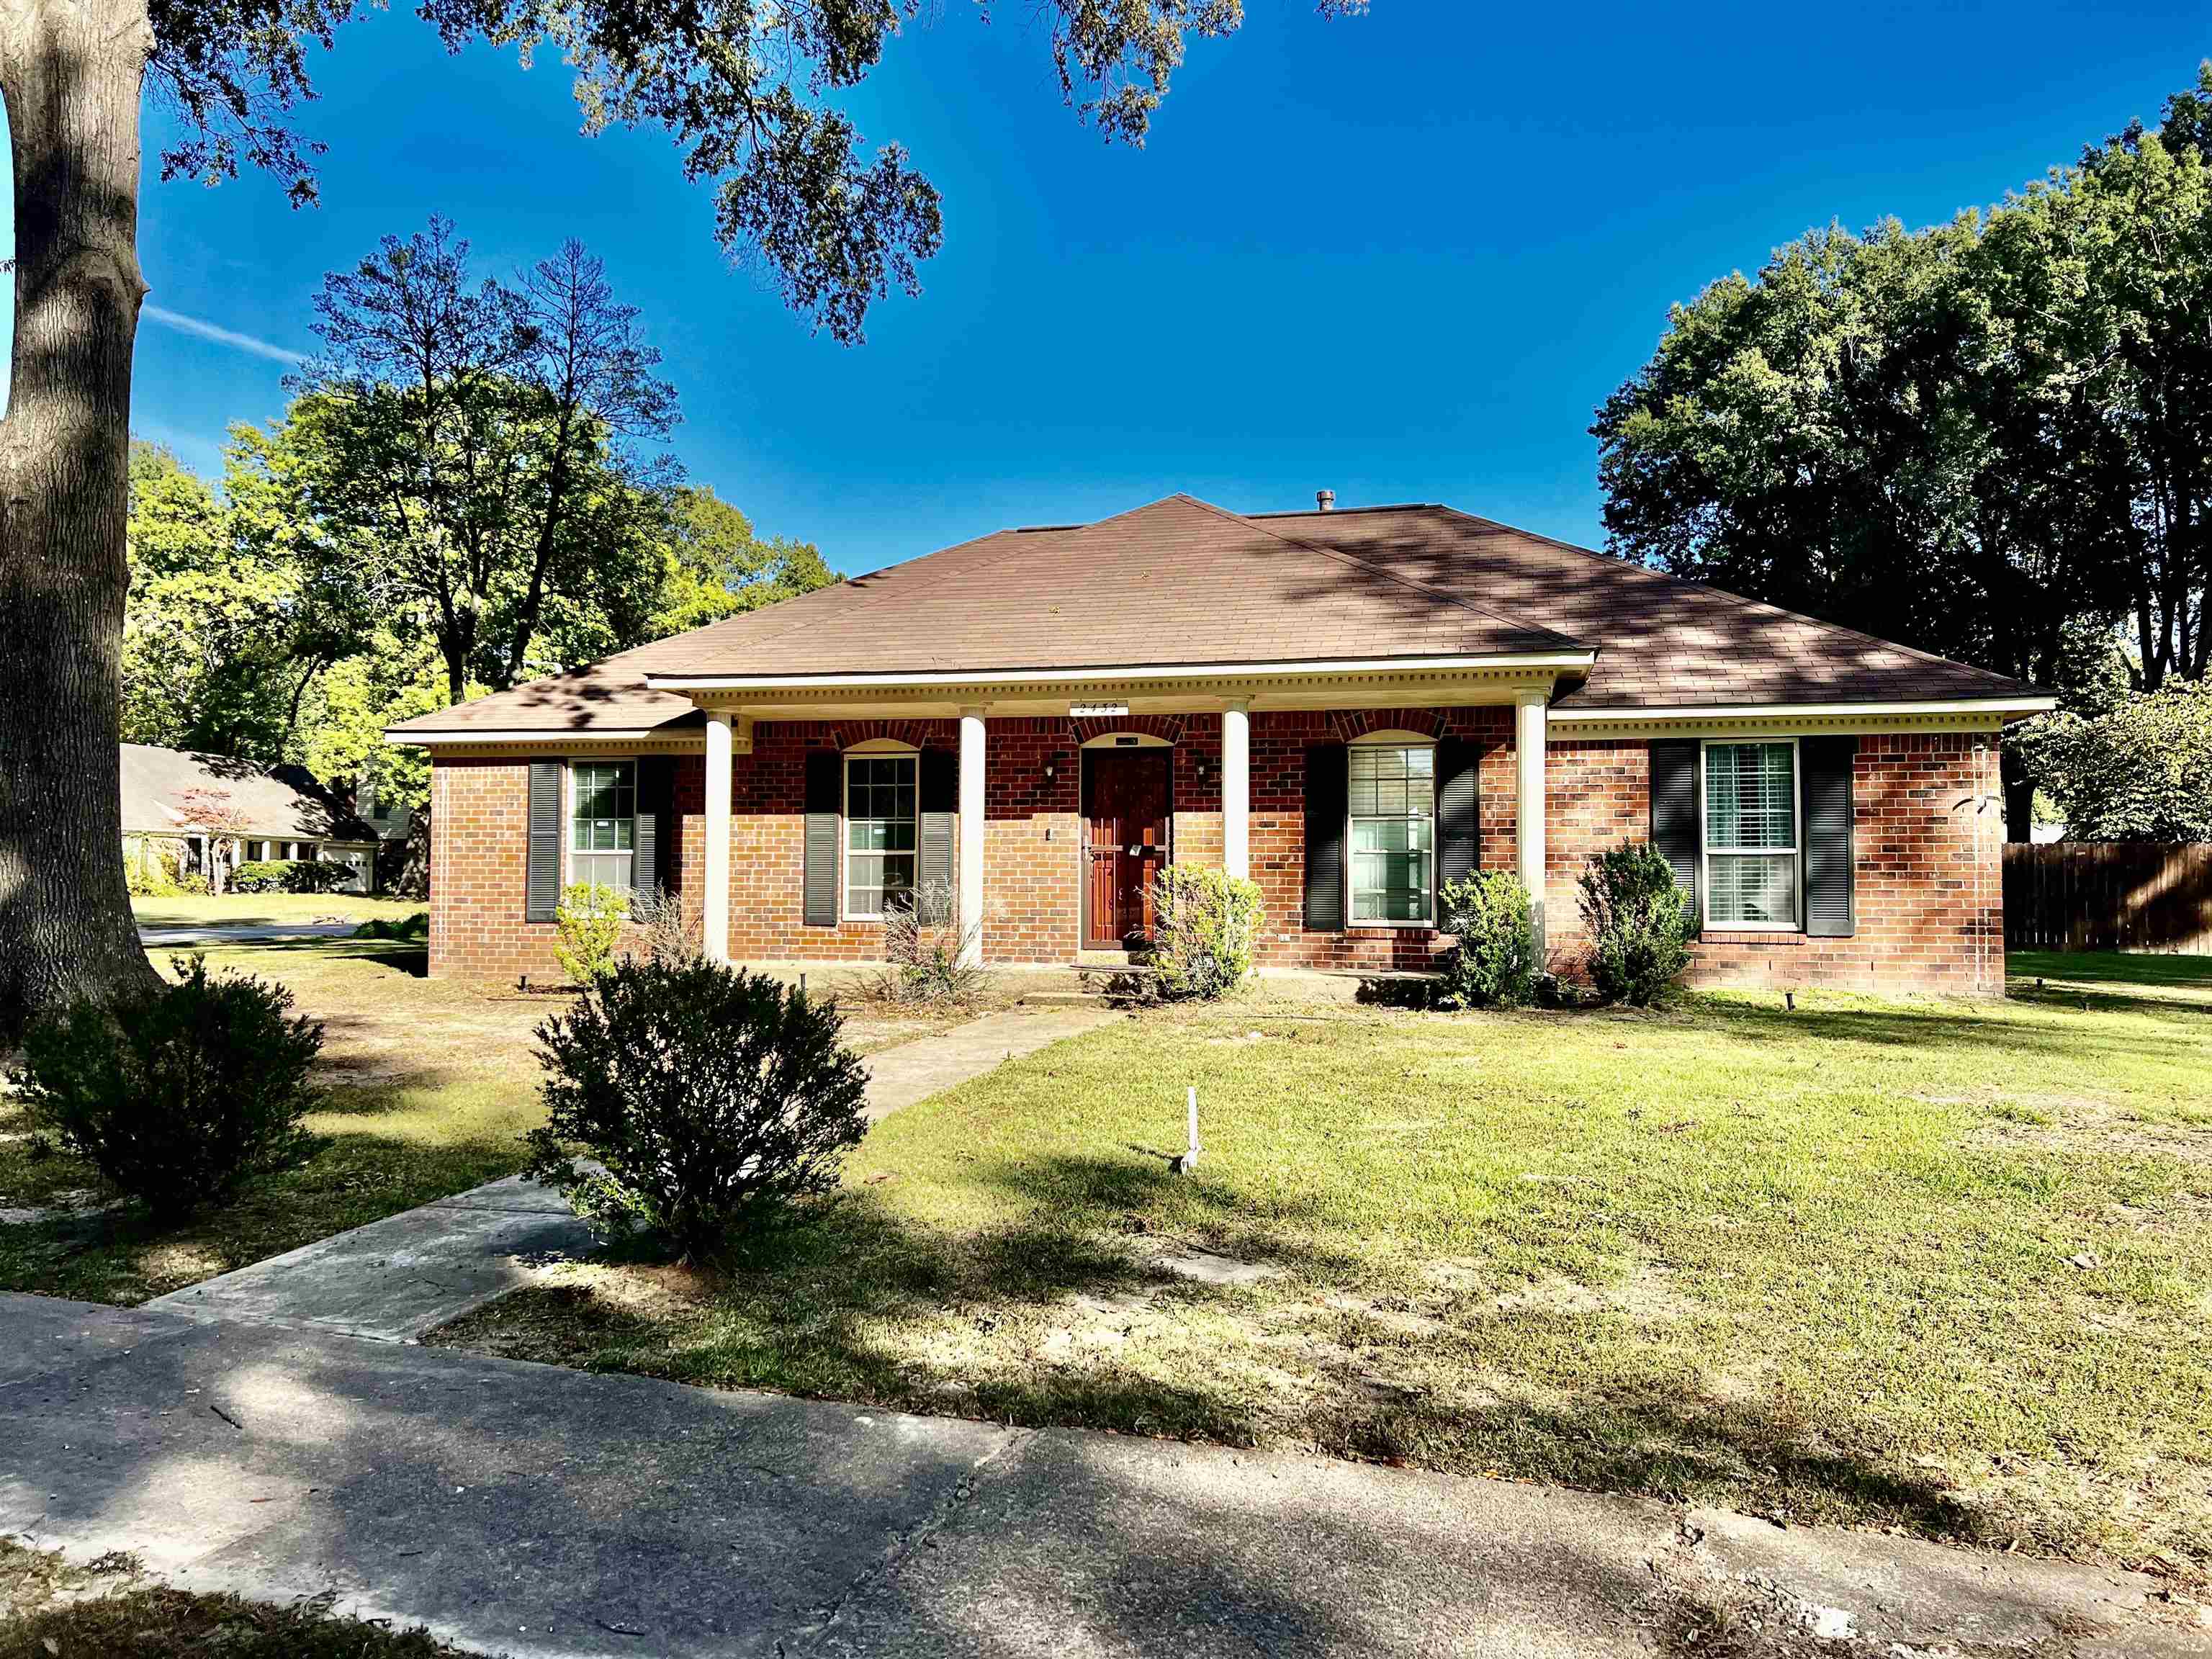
[918,748,956,897]
[526,759,562,924]
[1303,742,1348,932]
[1435,737,1480,918]
[1802,736,1856,938]
[803,750,842,927]
[1648,739,1701,917]
[633,755,674,910]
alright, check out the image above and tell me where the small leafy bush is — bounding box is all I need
[351,911,430,943]
[552,881,626,985]
[229,859,289,893]
[524,958,869,1259]
[871,881,982,1009]
[1577,842,1699,1007]
[123,837,186,897]
[1148,866,1262,1000]
[12,956,324,1220]
[1438,871,1537,1008]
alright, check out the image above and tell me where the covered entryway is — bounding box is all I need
[1082,742,1172,948]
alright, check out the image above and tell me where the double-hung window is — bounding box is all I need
[1349,742,1435,925]
[845,753,917,919]
[570,760,636,891]
[1703,741,1798,928]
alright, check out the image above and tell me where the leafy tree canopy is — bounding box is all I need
[2019,682,2212,841]
[1593,64,2212,698]
[647,485,836,639]
[150,0,1367,343]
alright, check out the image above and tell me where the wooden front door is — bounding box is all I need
[1083,747,1172,948]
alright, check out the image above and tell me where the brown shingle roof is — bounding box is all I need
[386,495,2037,738]
[1253,505,2034,709]
[120,745,377,840]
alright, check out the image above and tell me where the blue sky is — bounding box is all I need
[24,3,2211,575]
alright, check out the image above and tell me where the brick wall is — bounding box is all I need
[428,757,562,981]
[427,718,2003,994]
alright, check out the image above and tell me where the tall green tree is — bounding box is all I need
[122,439,364,760]
[288,225,680,704]
[646,485,836,639]
[1593,65,2212,832]
[0,0,1363,1030]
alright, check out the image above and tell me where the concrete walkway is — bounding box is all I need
[145,1176,595,1343]
[142,1002,1118,1341]
[2,1291,2197,1658]
[860,1002,1119,1120]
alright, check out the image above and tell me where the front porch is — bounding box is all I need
[678,665,1563,971]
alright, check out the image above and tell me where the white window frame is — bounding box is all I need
[842,742,920,923]
[1700,737,1802,933]
[1345,732,1438,929]
[565,757,639,896]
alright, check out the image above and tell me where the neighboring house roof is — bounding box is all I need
[120,745,377,842]
[385,494,2041,739]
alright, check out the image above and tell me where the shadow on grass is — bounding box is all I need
[0,1128,529,1307]
[2008,949,2212,992]
[445,1151,1980,1550]
[1684,992,2211,1064]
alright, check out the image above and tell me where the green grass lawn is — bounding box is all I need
[0,940,547,1303]
[0,945,1055,1305]
[434,953,2212,1584]
[131,892,428,929]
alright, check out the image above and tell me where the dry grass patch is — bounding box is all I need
[0,1539,456,1658]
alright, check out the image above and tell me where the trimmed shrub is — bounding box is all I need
[871,881,982,1009]
[229,858,354,895]
[230,859,289,894]
[352,912,430,943]
[1148,866,1262,1000]
[1438,871,1537,1008]
[553,881,627,985]
[283,859,356,894]
[12,956,324,1220]
[523,958,869,1259]
[1577,842,1699,1007]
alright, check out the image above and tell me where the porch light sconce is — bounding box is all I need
[1043,759,1058,781]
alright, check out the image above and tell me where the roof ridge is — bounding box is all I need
[1423,506,2031,692]
[1174,495,1589,652]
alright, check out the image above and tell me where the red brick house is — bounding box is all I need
[386,495,2051,994]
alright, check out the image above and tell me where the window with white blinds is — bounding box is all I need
[1703,741,1799,928]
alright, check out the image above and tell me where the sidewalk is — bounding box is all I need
[3,1292,2192,1658]
[141,1002,1119,1341]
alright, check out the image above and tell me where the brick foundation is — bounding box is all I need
[428,717,2005,995]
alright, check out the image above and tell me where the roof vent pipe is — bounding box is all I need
[1316,489,1336,512]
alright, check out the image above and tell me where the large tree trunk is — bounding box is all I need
[0,0,162,1034]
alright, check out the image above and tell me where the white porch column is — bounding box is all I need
[703,711,733,962]
[1220,698,1251,881]
[1515,688,1549,959]
[958,706,987,968]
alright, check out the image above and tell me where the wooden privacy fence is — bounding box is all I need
[2003,842,2212,954]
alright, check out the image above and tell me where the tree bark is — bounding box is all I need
[0,0,163,1033]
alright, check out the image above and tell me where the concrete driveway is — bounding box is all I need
[139,922,364,946]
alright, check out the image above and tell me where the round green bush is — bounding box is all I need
[1576,842,1699,1007]
[1438,871,1537,1008]
[12,956,324,1220]
[523,958,869,1260]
